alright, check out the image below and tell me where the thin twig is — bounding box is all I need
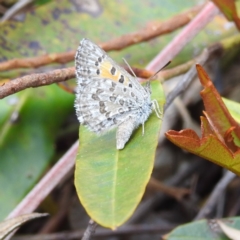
[1,0,32,22]
[0,52,76,72]
[99,4,204,51]
[6,141,78,219]
[0,60,198,99]
[157,59,194,80]
[148,177,190,201]
[135,58,195,81]
[147,2,219,72]
[12,223,175,240]
[127,158,203,224]
[164,48,209,111]
[0,46,222,100]
[81,219,98,240]
[0,67,75,99]
[39,183,72,233]
[0,4,204,71]
[194,171,236,220]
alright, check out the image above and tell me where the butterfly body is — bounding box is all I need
[75,38,155,149]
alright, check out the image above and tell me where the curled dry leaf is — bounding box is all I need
[165,65,240,176]
[0,212,48,239]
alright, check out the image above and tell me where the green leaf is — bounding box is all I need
[0,0,235,71]
[166,217,240,240]
[0,85,74,219]
[74,80,164,229]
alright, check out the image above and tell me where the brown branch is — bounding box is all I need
[39,183,72,233]
[194,171,236,220]
[133,58,196,81]
[0,37,226,100]
[81,219,98,240]
[164,48,209,111]
[0,60,197,99]
[135,44,222,81]
[0,67,75,99]
[148,177,190,201]
[0,4,204,71]
[99,4,204,51]
[146,2,219,71]
[158,60,194,80]
[0,52,75,71]
[126,157,203,225]
[0,46,220,100]
[12,224,175,240]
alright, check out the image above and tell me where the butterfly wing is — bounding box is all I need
[77,78,141,133]
[76,39,132,89]
[75,38,146,133]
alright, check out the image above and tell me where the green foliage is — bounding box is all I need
[0,86,74,219]
[167,217,240,240]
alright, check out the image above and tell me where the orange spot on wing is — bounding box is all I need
[99,60,129,85]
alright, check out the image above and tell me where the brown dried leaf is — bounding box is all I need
[0,213,48,239]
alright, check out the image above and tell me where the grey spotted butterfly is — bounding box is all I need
[75,38,161,149]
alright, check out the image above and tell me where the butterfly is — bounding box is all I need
[75,38,161,149]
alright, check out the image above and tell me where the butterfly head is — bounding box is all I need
[144,82,162,119]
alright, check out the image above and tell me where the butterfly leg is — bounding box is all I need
[142,123,145,136]
[116,117,137,150]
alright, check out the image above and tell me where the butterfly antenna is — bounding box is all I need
[148,61,171,81]
[122,58,137,78]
